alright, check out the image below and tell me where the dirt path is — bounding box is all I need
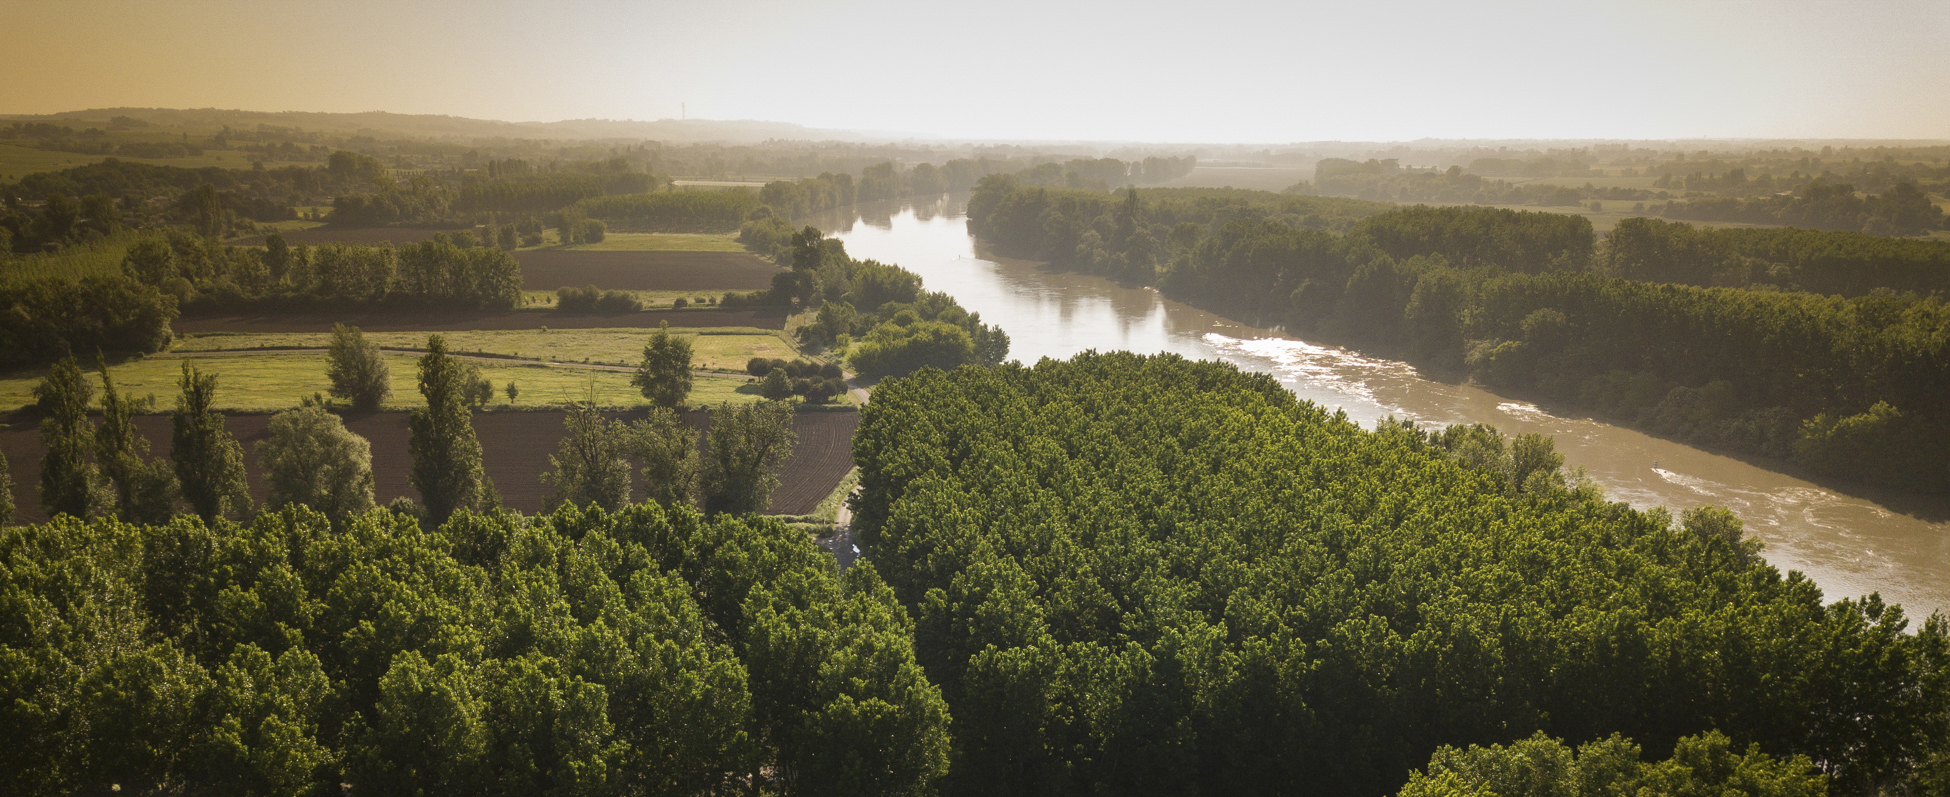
[818,372,871,570]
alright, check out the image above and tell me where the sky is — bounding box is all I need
[2,0,1946,142]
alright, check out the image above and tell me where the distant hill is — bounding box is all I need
[0,107,898,143]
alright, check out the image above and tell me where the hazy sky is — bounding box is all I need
[3,0,1946,142]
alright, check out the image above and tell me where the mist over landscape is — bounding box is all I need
[2,2,1949,796]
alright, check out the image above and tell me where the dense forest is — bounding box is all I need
[0,227,522,366]
[967,181,1950,496]
[852,352,1949,797]
[0,503,950,796]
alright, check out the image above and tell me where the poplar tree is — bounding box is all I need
[172,361,251,522]
[36,356,98,519]
[409,334,483,522]
[97,360,177,524]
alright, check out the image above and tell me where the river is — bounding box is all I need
[819,195,1950,619]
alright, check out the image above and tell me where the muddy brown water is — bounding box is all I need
[821,196,1950,619]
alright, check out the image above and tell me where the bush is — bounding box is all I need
[557,285,640,314]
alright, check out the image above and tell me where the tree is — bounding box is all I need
[326,323,390,411]
[625,407,697,509]
[409,334,484,522]
[37,356,99,519]
[262,232,291,281]
[698,400,795,515]
[259,404,376,526]
[542,405,632,511]
[504,381,520,404]
[760,368,794,400]
[0,448,12,524]
[172,361,252,522]
[96,359,176,524]
[632,321,694,409]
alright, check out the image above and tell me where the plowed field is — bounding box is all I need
[0,409,857,522]
[172,307,787,333]
[514,250,782,291]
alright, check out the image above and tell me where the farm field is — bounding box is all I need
[514,249,781,291]
[172,306,788,333]
[0,351,769,413]
[0,408,860,522]
[173,327,803,371]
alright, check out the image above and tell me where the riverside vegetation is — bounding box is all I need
[966,179,1950,497]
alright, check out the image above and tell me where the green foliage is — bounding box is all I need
[1604,216,1950,295]
[325,322,390,410]
[966,180,1950,497]
[1401,730,1828,797]
[171,361,252,523]
[853,352,1950,797]
[0,448,12,524]
[543,404,634,511]
[760,368,793,400]
[574,191,760,233]
[0,275,177,366]
[557,284,641,314]
[632,321,694,409]
[0,497,948,796]
[698,400,796,516]
[258,405,376,527]
[96,361,177,524]
[409,334,484,522]
[395,237,524,309]
[848,316,975,378]
[624,407,698,510]
[35,356,98,519]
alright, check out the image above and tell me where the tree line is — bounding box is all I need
[966,183,1950,497]
[1604,216,1950,296]
[851,351,1950,797]
[17,320,796,526]
[1657,180,1945,237]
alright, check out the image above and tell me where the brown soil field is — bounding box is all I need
[235,227,452,246]
[0,409,857,523]
[172,307,787,334]
[514,250,781,291]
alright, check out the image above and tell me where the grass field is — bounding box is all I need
[174,328,805,371]
[0,352,770,413]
